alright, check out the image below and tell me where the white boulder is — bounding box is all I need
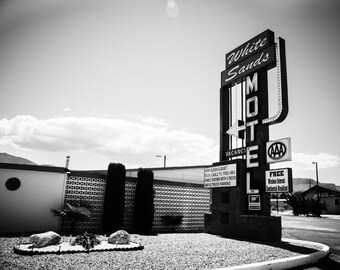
[108,230,130,244]
[29,231,62,248]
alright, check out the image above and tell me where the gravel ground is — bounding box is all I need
[0,233,320,270]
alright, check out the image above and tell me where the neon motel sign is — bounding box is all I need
[205,29,291,213]
[223,30,289,195]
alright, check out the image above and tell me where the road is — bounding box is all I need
[274,213,340,269]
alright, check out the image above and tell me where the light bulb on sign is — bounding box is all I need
[166,0,179,18]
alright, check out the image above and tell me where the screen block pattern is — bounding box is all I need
[121,178,136,232]
[153,183,210,232]
[62,173,210,234]
[62,174,106,234]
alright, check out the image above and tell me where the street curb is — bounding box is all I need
[212,238,330,270]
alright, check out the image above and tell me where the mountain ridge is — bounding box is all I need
[0,152,37,165]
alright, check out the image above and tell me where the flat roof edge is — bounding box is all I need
[126,164,210,171]
[0,162,67,173]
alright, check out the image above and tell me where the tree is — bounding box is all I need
[102,163,126,234]
[285,192,305,216]
[310,198,328,217]
[133,168,155,234]
[51,202,91,235]
[284,192,328,217]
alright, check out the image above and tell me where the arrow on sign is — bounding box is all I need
[227,120,258,139]
[226,121,245,137]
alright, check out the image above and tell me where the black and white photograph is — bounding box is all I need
[1,0,339,269]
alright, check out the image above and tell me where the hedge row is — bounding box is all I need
[102,164,155,234]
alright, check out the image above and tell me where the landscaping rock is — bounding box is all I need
[108,230,130,244]
[29,231,61,248]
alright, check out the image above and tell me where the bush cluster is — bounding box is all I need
[284,192,327,217]
[102,164,155,235]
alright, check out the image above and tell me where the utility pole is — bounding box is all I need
[156,155,166,168]
[312,162,319,200]
[65,156,70,169]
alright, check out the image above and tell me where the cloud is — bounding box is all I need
[0,115,218,166]
[288,152,340,171]
[133,114,169,127]
[2,116,339,172]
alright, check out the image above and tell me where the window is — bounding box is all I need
[5,177,21,191]
[335,199,339,206]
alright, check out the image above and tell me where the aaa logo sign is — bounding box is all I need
[266,137,292,164]
[268,142,286,160]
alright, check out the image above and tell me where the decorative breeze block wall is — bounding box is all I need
[62,172,210,234]
[154,183,210,232]
[62,174,106,234]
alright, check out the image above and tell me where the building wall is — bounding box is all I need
[62,171,210,234]
[126,166,207,185]
[0,166,66,234]
[153,181,210,232]
[0,164,210,235]
[61,173,106,234]
[321,197,340,214]
[304,187,340,214]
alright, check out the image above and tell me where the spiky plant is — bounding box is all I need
[51,203,91,235]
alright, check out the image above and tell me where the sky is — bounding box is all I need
[0,0,340,185]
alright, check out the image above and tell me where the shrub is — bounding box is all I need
[51,202,91,235]
[284,192,328,217]
[285,192,304,216]
[102,163,126,234]
[310,199,328,217]
[71,232,101,247]
[133,168,155,234]
[161,214,183,232]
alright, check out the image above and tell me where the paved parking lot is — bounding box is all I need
[275,212,340,255]
[273,212,340,269]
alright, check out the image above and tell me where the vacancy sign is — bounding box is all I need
[204,163,237,188]
[265,168,292,193]
[266,137,292,164]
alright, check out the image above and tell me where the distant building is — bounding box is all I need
[303,183,340,214]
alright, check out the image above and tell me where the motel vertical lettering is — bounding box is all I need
[244,71,270,215]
